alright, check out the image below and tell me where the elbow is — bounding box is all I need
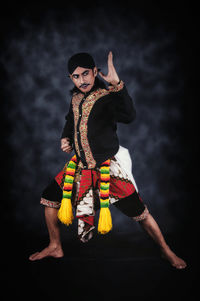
[124,109,136,124]
[130,109,136,122]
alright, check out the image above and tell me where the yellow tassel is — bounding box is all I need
[98,207,112,234]
[57,198,74,226]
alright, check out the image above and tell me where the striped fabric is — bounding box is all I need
[99,159,110,208]
[62,155,77,202]
[60,155,111,215]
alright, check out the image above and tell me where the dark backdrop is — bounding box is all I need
[0,2,198,300]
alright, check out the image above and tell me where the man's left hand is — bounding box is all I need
[99,51,120,86]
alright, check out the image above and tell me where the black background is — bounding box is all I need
[0,1,198,300]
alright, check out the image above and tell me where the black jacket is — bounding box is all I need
[61,80,136,169]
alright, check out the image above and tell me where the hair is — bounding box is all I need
[69,76,107,95]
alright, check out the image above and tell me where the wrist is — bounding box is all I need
[110,79,120,86]
[108,80,124,92]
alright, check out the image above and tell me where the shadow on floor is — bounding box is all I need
[2,225,196,301]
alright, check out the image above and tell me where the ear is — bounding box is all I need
[93,67,98,77]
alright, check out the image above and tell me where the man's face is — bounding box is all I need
[70,66,97,93]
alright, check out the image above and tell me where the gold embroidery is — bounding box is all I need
[80,89,110,168]
[72,93,83,157]
[108,80,124,92]
[72,88,110,168]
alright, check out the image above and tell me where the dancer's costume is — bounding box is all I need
[40,53,149,242]
[41,80,149,242]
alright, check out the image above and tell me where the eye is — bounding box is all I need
[73,74,79,79]
[83,71,89,76]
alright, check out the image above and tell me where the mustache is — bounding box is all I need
[79,83,90,88]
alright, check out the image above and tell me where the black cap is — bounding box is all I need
[68,52,96,74]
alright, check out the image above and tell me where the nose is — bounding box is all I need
[80,75,84,84]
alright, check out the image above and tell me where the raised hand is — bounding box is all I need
[99,51,120,85]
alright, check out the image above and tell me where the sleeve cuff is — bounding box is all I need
[108,80,124,92]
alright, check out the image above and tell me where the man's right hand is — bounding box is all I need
[61,138,73,153]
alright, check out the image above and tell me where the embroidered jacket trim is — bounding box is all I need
[72,81,124,169]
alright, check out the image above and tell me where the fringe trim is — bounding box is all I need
[40,198,60,209]
[132,205,149,221]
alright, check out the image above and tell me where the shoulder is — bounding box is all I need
[90,80,125,100]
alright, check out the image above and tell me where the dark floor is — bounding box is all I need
[2,224,196,301]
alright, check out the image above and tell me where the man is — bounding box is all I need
[29,52,186,269]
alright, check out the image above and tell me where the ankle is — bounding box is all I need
[49,241,62,249]
[160,244,171,253]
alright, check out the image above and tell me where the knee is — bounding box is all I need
[132,205,149,222]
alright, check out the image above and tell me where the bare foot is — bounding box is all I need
[161,246,187,269]
[29,244,64,261]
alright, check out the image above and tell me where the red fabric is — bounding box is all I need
[77,215,94,226]
[77,169,99,200]
[55,166,136,229]
[109,176,135,198]
[55,170,65,187]
[55,168,136,206]
[77,169,135,200]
